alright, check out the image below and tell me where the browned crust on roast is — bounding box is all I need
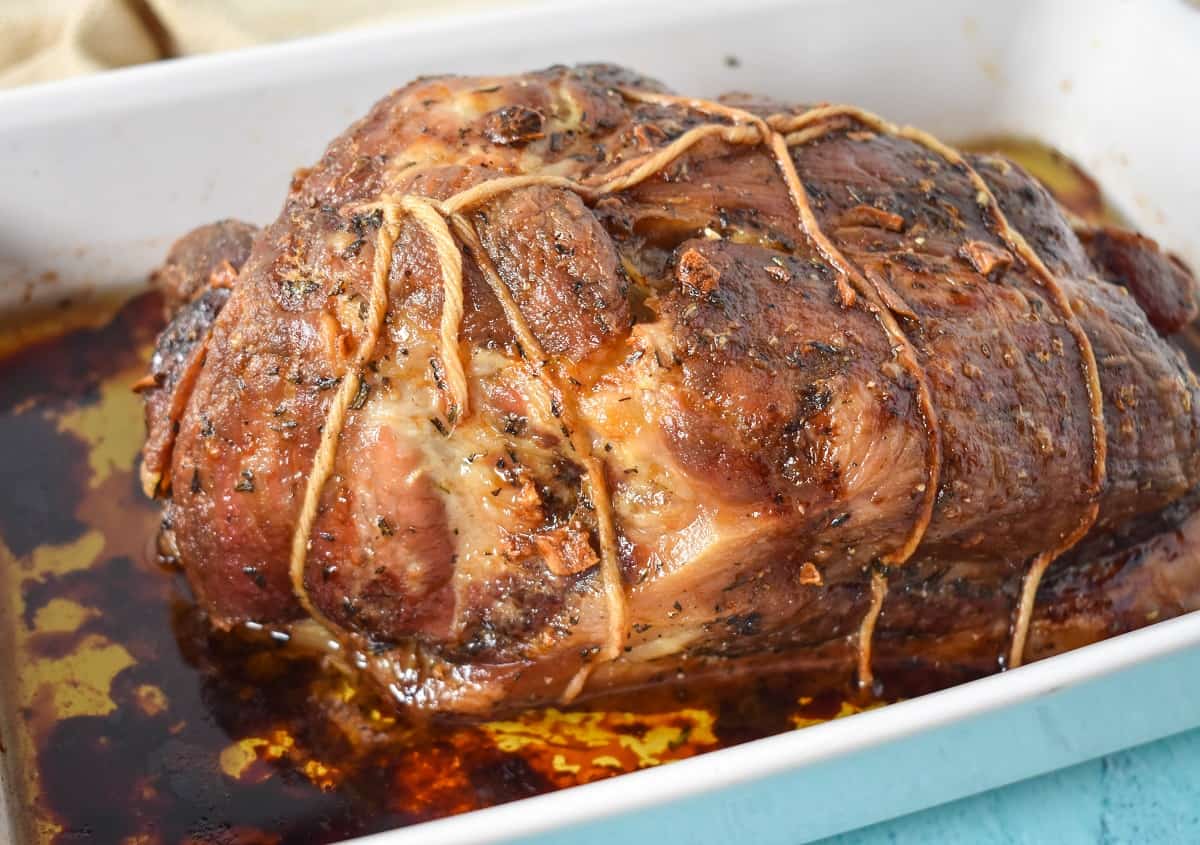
[141,64,1200,713]
[152,220,257,313]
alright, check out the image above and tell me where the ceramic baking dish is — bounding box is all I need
[2,0,1199,842]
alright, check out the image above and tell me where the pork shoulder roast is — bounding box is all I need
[139,64,1200,715]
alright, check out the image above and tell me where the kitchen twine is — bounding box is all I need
[286,87,1107,700]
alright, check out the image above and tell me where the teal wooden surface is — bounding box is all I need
[822,728,1200,844]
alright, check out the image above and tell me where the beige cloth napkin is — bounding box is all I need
[0,0,522,88]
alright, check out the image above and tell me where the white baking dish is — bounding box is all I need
[2,0,1199,842]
